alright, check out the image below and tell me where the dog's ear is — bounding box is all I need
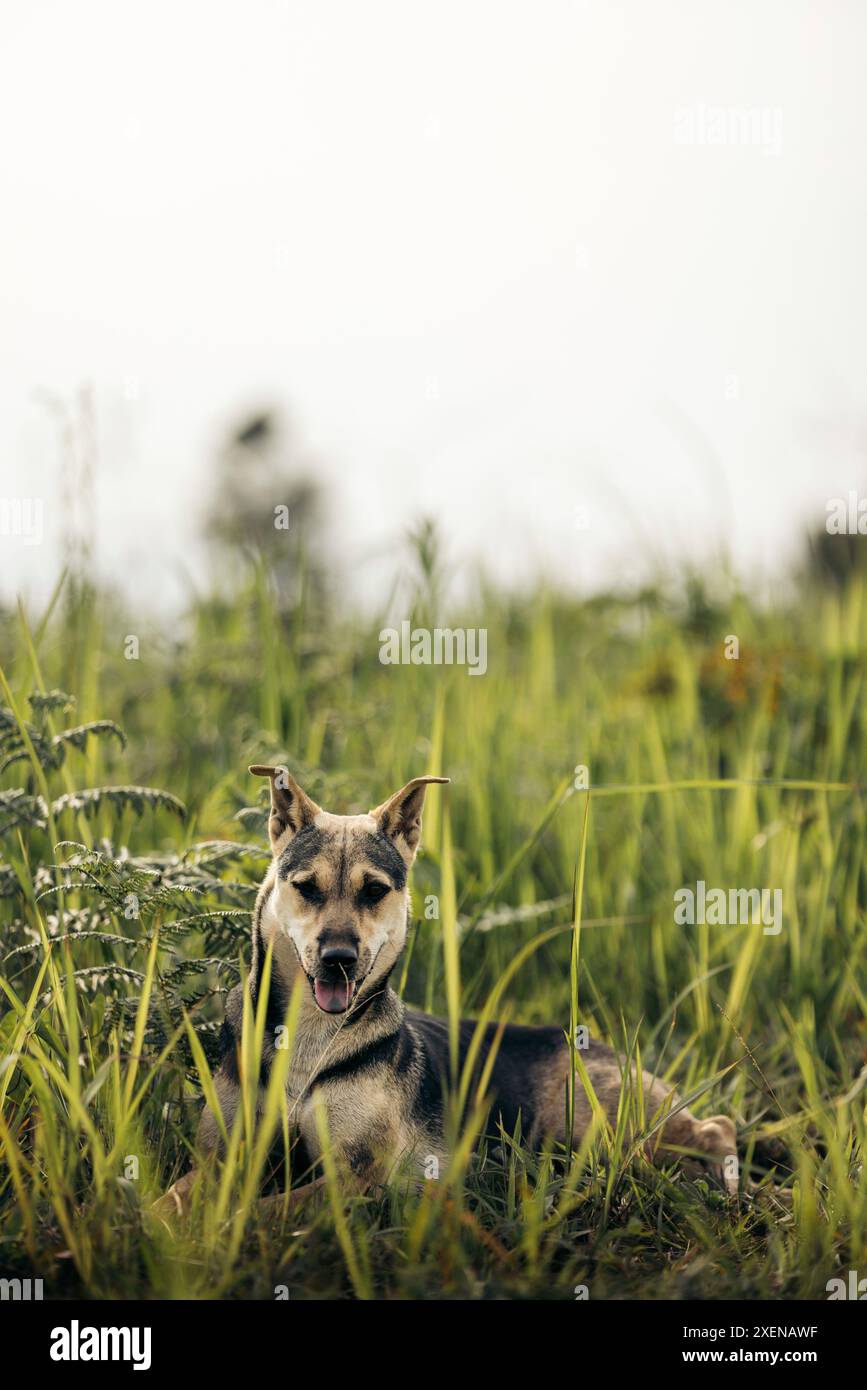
[249,764,321,853]
[370,776,449,863]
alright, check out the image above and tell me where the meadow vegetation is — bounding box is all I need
[1,526,866,1300]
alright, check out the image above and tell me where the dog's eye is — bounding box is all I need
[294,879,322,903]
[359,880,390,906]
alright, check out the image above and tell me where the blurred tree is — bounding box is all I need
[203,410,328,610]
[800,411,867,587]
[805,520,867,588]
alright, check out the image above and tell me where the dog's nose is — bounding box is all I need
[320,943,359,969]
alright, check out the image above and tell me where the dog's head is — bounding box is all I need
[250,765,448,1014]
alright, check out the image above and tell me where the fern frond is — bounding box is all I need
[0,862,19,897]
[28,689,75,715]
[159,908,251,939]
[161,956,241,985]
[51,786,187,820]
[50,721,127,759]
[45,964,148,999]
[0,789,48,835]
[3,929,139,963]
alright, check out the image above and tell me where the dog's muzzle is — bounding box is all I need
[310,943,362,1014]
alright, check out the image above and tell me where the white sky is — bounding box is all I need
[2,0,867,611]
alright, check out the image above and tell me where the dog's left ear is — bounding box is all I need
[370,776,449,862]
[249,764,321,853]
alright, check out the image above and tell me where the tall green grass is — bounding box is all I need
[1,554,866,1299]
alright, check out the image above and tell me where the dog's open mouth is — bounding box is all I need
[308,975,362,1014]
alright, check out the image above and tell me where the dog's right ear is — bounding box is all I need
[248,764,321,853]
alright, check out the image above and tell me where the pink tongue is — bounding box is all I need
[314,978,356,1013]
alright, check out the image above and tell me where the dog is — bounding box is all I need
[161,765,737,1214]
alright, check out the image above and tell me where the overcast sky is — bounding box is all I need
[2,0,866,611]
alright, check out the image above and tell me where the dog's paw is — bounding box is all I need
[694,1114,739,1195]
[149,1168,201,1228]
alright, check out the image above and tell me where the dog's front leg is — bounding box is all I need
[298,1086,399,1194]
[254,1175,330,1220]
[151,1168,336,1228]
[257,1168,379,1222]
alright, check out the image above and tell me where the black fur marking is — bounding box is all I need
[277,825,326,879]
[359,832,407,889]
[262,1128,316,1190]
[217,983,245,1085]
[345,1141,373,1177]
[407,1013,566,1139]
[335,829,349,897]
[313,1027,402,1087]
[219,1014,240,1085]
[249,922,266,1005]
[264,972,288,1049]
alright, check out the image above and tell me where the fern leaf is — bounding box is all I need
[51,786,187,820]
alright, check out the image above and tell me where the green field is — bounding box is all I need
[1,537,866,1301]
